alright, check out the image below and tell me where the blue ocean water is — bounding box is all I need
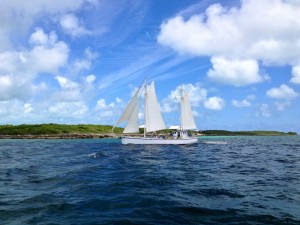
[0,136,300,225]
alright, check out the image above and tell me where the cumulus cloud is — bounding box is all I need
[96,98,115,110]
[52,75,84,102]
[26,28,69,74]
[95,98,122,118]
[232,95,255,108]
[0,75,35,100]
[204,96,225,110]
[291,65,300,84]
[158,0,300,85]
[85,74,96,85]
[266,84,298,100]
[55,76,79,90]
[208,57,264,86]
[0,28,69,75]
[60,13,92,37]
[0,28,69,101]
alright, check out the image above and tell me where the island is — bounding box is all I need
[0,124,297,139]
[201,130,298,136]
[0,124,122,139]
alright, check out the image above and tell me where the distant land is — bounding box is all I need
[0,124,297,139]
[201,130,297,136]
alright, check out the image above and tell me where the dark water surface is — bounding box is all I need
[0,136,300,224]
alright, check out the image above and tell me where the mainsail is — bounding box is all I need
[123,97,140,133]
[180,93,196,130]
[113,80,168,134]
[145,81,166,132]
[113,86,141,131]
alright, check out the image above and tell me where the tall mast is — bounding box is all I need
[180,86,184,131]
[144,78,147,138]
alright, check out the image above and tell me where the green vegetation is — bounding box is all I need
[0,124,297,136]
[201,130,297,136]
[0,124,123,135]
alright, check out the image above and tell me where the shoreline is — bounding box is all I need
[0,124,297,139]
[0,134,121,139]
[0,133,297,139]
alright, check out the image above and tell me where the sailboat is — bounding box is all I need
[113,80,198,145]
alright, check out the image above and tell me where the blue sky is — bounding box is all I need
[0,0,300,133]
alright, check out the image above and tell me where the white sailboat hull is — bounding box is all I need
[122,137,198,145]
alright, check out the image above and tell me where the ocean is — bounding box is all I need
[0,136,299,225]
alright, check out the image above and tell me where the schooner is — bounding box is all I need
[113,80,198,145]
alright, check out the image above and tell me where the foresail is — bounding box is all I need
[181,93,197,130]
[113,86,141,131]
[145,81,166,132]
[123,97,140,133]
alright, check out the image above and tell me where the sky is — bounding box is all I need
[0,0,300,133]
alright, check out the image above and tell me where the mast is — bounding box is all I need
[144,78,147,138]
[180,86,184,131]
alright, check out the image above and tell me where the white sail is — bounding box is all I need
[145,81,166,132]
[181,93,196,130]
[113,86,141,130]
[123,97,140,133]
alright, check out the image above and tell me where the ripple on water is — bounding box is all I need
[0,137,300,224]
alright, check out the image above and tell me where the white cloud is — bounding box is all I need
[232,95,255,108]
[158,0,300,84]
[29,28,57,46]
[48,102,88,117]
[274,101,291,111]
[96,98,115,110]
[60,13,91,37]
[0,27,69,101]
[158,6,239,57]
[85,74,96,85]
[0,75,36,100]
[24,103,33,114]
[208,57,264,86]
[116,97,122,103]
[291,65,300,84]
[53,76,86,102]
[26,29,69,74]
[232,99,251,108]
[55,76,79,90]
[95,98,123,119]
[0,0,91,50]
[0,28,69,79]
[158,1,300,64]
[256,104,271,117]
[266,84,298,100]
[72,48,98,72]
[204,96,225,110]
